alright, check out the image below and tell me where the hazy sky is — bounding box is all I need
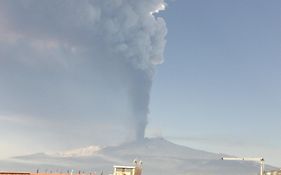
[0,0,281,167]
[147,0,281,166]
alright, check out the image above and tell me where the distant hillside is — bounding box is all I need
[1,138,276,175]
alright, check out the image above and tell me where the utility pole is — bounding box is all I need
[221,157,265,175]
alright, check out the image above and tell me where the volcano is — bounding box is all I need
[1,138,275,175]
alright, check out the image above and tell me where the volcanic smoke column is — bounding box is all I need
[96,0,167,141]
[116,1,167,141]
[128,69,153,141]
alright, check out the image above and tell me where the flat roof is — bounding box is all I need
[113,165,136,169]
[0,173,30,175]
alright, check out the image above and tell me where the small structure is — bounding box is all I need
[113,166,136,175]
[113,160,142,175]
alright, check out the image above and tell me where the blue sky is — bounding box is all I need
[148,0,281,166]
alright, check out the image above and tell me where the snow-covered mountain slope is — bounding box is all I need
[54,145,102,157]
[2,138,276,175]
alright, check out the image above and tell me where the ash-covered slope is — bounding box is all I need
[101,137,219,159]
[2,138,274,175]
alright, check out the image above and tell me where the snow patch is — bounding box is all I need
[55,145,103,157]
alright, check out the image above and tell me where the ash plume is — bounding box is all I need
[0,0,167,147]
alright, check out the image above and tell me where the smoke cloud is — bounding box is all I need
[0,0,167,149]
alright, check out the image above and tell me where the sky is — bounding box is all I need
[0,0,281,167]
[147,0,281,167]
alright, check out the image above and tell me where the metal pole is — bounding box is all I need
[260,159,265,175]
